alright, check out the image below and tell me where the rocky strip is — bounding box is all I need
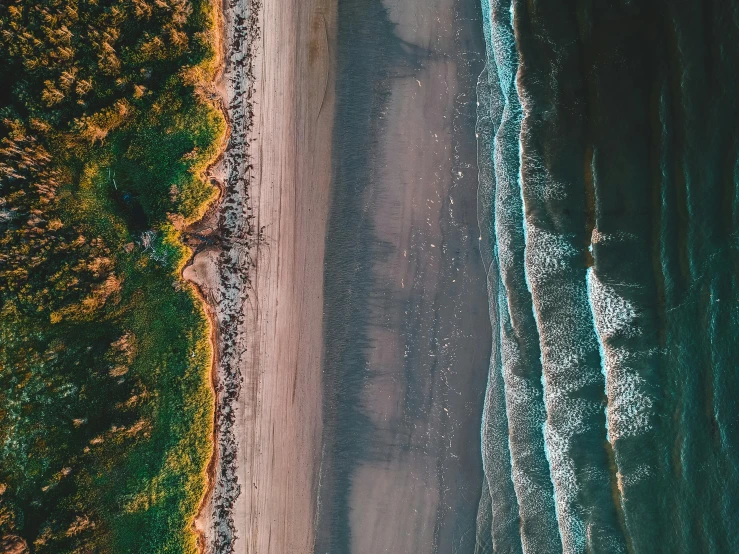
[185,0,261,551]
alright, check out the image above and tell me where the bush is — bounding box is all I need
[0,0,224,551]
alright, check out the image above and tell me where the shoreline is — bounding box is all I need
[315,0,490,550]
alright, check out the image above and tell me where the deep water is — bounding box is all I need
[476,0,739,552]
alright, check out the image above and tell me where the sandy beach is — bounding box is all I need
[185,0,337,552]
[345,2,489,551]
[315,0,489,552]
[185,0,486,551]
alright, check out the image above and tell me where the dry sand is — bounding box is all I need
[185,0,337,552]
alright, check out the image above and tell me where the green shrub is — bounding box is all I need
[0,0,224,551]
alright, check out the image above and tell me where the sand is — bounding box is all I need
[185,0,337,551]
[316,0,490,551]
[186,0,487,550]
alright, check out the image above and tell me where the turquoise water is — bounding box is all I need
[476,0,739,552]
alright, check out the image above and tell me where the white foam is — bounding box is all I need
[587,266,654,443]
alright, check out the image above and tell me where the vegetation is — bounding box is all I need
[0,0,225,551]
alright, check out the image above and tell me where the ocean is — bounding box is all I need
[476,0,739,552]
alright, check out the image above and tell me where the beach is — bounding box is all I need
[316,0,490,552]
[185,0,488,551]
[185,0,337,551]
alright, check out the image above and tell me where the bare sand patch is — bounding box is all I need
[186,0,336,551]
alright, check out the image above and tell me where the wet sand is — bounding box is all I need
[186,0,337,551]
[349,3,489,551]
[317,0,489,552]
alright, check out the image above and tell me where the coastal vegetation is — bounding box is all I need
[0,0,225,551]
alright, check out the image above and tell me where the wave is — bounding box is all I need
[475,0,739,552]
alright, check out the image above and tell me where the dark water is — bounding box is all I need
[476,0,739,552]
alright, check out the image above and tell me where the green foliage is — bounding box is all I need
[0,0,224,551]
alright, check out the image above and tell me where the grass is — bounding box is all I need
[0,0,226,551]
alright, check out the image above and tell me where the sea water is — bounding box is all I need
[475,0,739,552]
